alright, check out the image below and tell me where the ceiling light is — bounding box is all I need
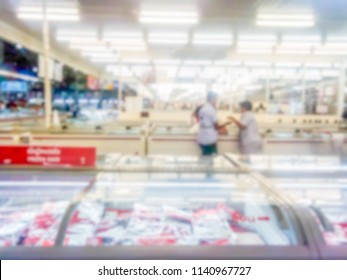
[245,62,271,67]
[275,62,302,68]
[82,52,116,57]
[18,13,79,21]
[276,49,311,55]
[154,60,181,65]
[256,20,314,27]
[122,59,150,64]
[305,63,332,68]
[237,48,273,54]
[193,40,232,46]
[91,57,119,63]
[139,10,199,25]
[140,17,198,25]
[148,39,188,45]
[70,45,108,51]
[214,61,242,66]
[256,12,315,27]
[57,35,97,42]
[322,70,339,77]
[184,60,212,66]
[314,49,347,56]
[237,42,275,48]
[111,45,147,51]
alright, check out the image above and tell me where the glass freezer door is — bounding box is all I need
[0,171,94,248]
[59,170,313,259]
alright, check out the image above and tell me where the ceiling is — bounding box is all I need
[1,0,347,100]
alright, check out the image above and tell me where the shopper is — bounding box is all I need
[197,92,230,156]
[228,101,262,155]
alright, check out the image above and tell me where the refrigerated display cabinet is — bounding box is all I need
[0,170,94,249]
[226,154,347,259]
[0,155,318,259]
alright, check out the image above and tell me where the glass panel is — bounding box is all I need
[232,154,347,247]
[0,171,93,247]
[63,163,301,247]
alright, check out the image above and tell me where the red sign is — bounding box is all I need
[0,145,96,167]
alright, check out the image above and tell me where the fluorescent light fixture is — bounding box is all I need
[111,45,147,51]
[154,60,181,65]
[149,32,188,39]
[256,13,315,27]
[315,50,347,56]
[104,39,145,45]
[82,52,116,57]
[193,34,233,46]
[305,63,332,68]
[245,62,271,67]
[103,32,143,39]
[140,17,198,25]
[275,62,302,68]
[276,49,311,55]
[70,45,108,51]
[214,60,242,66]
[237,42,275,48]
[256,20,314,27]
[184,60,212,66]
[257,14,314,21]
[139,10,199,25]
[122,59,150,64]
[193,40,232,46]
[237,48,272,54]
[148,39,188,45]
[57,35,97,42]
[18,13,79,21]
[18,7,79,14]
[140,11,198,17]
[91,58,119,63]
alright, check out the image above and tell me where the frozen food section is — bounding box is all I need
[0,170,94,248]
[227,154,347,259]
[0,155,316,259]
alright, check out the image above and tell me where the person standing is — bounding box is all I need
[197,92,230,156]
[229,101,262,155]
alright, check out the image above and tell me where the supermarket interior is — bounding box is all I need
[0,0,347,260]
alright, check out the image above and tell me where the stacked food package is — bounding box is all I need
[0,201,68,247]
[64,203,267,246]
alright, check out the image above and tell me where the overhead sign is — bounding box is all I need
[0,81,28,92]
[0,145,96,167]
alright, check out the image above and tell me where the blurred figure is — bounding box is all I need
[229,101,262,155]
[197,92,230,156]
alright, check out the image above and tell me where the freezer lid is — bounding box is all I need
[0,170,94,248]
[59,169,306,251]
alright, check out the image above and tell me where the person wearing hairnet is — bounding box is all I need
[197,92,230,156]
[229,101,262,154]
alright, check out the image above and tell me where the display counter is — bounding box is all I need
[227,154,347,259]
[263,132,335,155]
[0,123,146,156]
[0,155,315,259]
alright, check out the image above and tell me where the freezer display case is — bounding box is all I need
[228,154,347,178]
[263,132,334,155]
[0,170,94,248]
[55,169,314,259]
[227,154,347,259]
[111,155,239,173]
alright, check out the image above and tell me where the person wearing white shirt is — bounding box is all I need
[229,101,262,155]
[197,92,230,156]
